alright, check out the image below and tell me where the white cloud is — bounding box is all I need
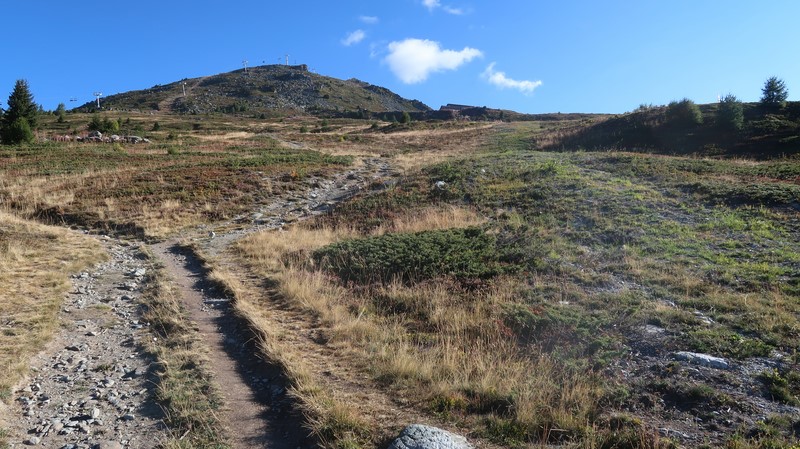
[341,29,366,46]
[421,0,464,15]
[482,63,542,94]
[385,38,482,84]
[442,6,464,15]
[359,15,379,24]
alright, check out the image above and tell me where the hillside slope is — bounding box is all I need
[76,64,430,116]
[548,101,800,158]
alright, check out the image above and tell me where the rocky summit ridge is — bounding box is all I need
[76,64,431,116]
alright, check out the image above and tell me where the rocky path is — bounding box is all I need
[198,156,397,256]
[6,153,399,449]
[8,238,167,449]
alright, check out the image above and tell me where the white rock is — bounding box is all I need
[673,351,730,370]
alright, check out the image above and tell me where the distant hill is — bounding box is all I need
[75,64,431,116]
[548,101,800,158]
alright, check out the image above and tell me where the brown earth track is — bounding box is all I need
[157,77,208,113]
[150,241,311,449]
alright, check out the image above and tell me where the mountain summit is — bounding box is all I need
[78,64,430,116]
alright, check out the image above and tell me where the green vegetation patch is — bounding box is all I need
[313,228,514,284]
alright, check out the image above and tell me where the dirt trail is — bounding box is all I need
[7,151,405,448]
[157,77,208,112]
[150,242,310,449]
[144,155,402,448]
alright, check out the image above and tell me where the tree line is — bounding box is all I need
[653,76,790,131]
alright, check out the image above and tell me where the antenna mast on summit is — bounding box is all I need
[242,59,249,74]
[285,54,289,65]
[93,92,103,108]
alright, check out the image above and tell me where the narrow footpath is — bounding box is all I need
[7,154,396,449]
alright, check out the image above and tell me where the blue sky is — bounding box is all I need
[2,1,799,114]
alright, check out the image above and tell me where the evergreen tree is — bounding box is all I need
[2,79,38,130]
[55,103,67,123]
[760,76,788,108]
[1,79,39,144]
[717,94,744,131]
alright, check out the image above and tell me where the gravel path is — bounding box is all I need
[6,155,397,449]
[7,237,168,449]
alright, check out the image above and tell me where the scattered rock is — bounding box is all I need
[10,239,168,447]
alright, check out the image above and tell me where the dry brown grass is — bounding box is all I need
[234,205,603,444]
[370,205,486,235]
[194,250,371,448]
[283,121,496,169]
[0,212,105,399]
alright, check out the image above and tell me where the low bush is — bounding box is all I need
[313,227,510,284]
[759,369,800,406]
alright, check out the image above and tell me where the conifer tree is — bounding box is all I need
[1,79,38,144]
[760,77,788,108]
[717,94,744,131]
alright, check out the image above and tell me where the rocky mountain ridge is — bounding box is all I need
[75,64,431,116]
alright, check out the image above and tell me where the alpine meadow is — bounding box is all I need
[1,2,799,449]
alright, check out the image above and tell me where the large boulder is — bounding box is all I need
[387,424,473,449]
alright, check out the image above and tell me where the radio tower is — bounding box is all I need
[93,92,103,108]
[242,59,249,74]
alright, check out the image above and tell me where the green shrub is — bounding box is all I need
[666,98,703,127]
[759,369,800,405]
[313,228,507,284]
[686,328,771,359]
[1,117,34,144]
[749,114,797,134]
[717,94,744,131]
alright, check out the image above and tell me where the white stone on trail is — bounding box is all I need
[673,351,730,370]
[387,424,473,449]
